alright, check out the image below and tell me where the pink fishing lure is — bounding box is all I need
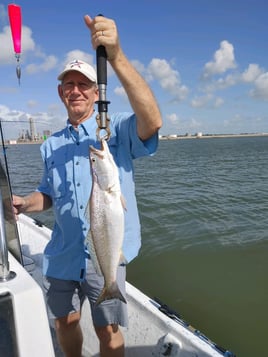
[8,4,22,55]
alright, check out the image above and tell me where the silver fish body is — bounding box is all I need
[88,139,126,306]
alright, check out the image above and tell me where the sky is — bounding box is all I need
[0,0,268,139]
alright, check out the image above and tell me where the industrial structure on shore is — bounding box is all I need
[7,117,51,144]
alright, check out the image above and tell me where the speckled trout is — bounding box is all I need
[87,138,127,306]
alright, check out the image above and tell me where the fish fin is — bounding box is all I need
[119,252,127,266]
[120,194,127,211]
[85,230,102,276]
[95,281,127,306]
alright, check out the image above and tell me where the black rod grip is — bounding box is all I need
[96,13,107,85]
[96,45,107,85]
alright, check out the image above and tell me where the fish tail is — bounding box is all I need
[95,281,127,306]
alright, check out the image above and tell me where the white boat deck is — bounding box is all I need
[15,214,234,357]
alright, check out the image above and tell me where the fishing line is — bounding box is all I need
[0,119,23,264]
[0,120,50,124]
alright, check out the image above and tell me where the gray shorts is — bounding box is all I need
[43,259,128,327]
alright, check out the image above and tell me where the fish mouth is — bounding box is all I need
[90,146,104,159]
[89,138,108,158]
[100,138,108,151]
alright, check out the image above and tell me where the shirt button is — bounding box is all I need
[76,161,79,165]
[80,205,84,209]
[77,183,80,187]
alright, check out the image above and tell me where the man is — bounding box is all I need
[13,14,162,357]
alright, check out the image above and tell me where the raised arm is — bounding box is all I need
[84,15,162,141]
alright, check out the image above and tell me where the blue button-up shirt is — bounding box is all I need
[37,112,158,281]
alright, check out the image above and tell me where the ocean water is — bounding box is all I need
[3,136,268,357]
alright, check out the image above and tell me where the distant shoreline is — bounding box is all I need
[5,132,268,145]
[160,133,268,140]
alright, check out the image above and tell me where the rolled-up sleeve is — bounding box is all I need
[36,145,51,197]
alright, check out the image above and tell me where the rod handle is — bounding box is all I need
[96,14,107,85]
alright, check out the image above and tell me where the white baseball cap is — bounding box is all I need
[57,59,97,83]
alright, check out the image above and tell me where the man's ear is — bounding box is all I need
[94,86,99,101]
[58,84,64,101]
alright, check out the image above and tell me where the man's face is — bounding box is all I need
[58,71,99,126]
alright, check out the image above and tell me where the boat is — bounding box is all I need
[0,158,236,357]
[2,5,237,355]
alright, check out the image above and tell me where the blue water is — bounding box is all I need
[3,136,268,357]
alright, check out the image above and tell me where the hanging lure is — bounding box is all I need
[8,4,22,85]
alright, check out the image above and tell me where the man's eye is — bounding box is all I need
[79,83,90,90]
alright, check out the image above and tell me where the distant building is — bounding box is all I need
[43,130,52,140]
[168,134,178,139]
[8,139,17,145]
[29,117,37,140]
[17,118,51,143]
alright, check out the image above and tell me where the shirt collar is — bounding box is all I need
[67,112,97,137]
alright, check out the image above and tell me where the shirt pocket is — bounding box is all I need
[46,156,67,199]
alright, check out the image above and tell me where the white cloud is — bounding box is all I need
[202,40,237,79]
[131,59,146,75]
[0,104,12,117]
[0,22,57,76]
[166,113,180,124]
[215,74,238,89]
[0,25,19,63]
[191,94,213,108]
[198,73,239,96]
[147,58,189,102]
[27,100,38,108]
[191,94,224,108]
[21,26,35,53]
[164,113,181,134]
[25,50,97,77]
[26,55,58,74]
[163,113,202,135]
[114,86,127,99]
[0,103,66,139]
[56,50,95,77]
[250,72,268,100]
[0,25,35,64]
[241,63,263,83]
[59,50,117,77]
[62,50,95,67]
[197,62,268,103]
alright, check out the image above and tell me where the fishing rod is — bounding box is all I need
[0,4,24,279]
[95,14,111,141]
[0,120,13,196]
